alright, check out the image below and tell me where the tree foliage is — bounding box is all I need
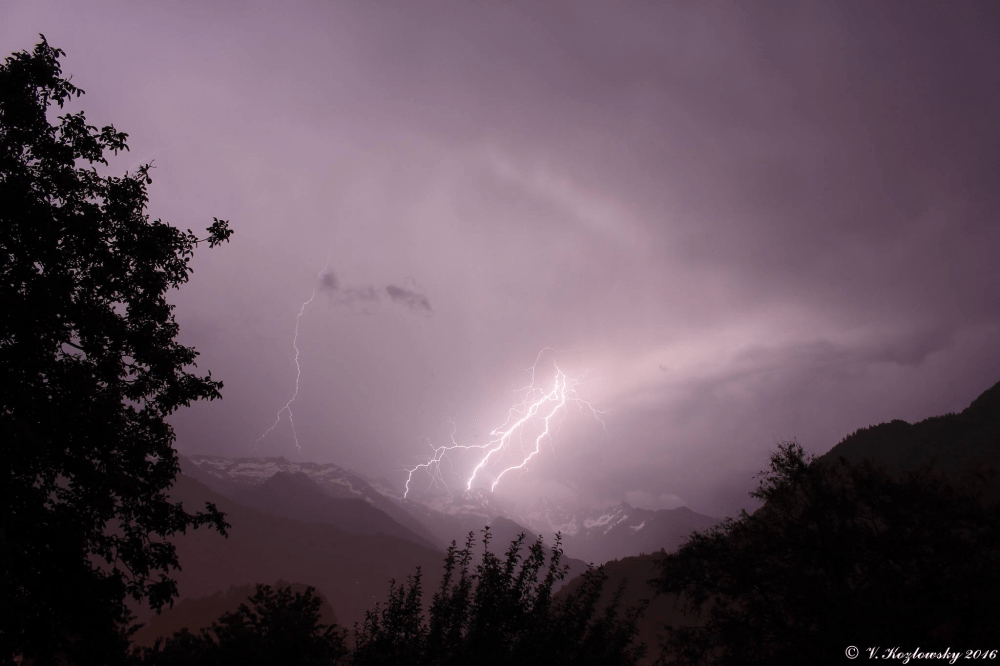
[140,584,348,666]
[352,529,646,666]
[654,441,1000,665]
[1,36,232,664]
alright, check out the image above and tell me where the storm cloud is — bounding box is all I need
[4,0,997,517]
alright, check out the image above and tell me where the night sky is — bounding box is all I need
[4,1,999,518]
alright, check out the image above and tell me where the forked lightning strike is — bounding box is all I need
[404,349,606,498]
[255,256,330,450]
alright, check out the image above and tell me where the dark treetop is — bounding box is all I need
[1,36,232,665]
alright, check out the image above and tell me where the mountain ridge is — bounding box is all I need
[557,377,1000,663]
[184,453,719,564]
[180,454,441,548]
[818,378,1000,498]
[520,501,719,565]
[163,473,446,632]
[230,470,440,550]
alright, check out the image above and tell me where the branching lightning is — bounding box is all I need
[404,349,607,498]
[255,255,330,451]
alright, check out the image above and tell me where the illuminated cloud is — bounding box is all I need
[12,0,996,518]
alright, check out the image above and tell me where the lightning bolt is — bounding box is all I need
[404,348,607,498]
[256,254,331,451]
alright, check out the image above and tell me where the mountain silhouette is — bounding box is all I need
[558,377,1000,663]
[522,502,719,565]
[819,378,1000,497]
[231,470,440,550]
[159,474,444,637]
[179,455,442,548]
[555,553,692,661]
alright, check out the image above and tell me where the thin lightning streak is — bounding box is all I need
[256,254,331,451]
[404,421,485,497]
[403,349,607,498]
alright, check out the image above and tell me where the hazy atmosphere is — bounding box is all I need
[5,0,999,518]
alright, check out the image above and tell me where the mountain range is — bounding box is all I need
[521,502,720,565]
[144,378,1000,660]
[818,378,1000,496]
[140,451,718,649]
[179,454,719,566]
[554,378,1000,663]
[180,455,441,549]
[156,473,444,638]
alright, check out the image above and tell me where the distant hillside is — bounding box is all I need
[228,470,440,550]
[522,503,719,565]
[163,474,445,631]
[818,379,1000,496]
[180,455,441,548]
[390,499,591,589]
[132,581,338,649]
[555,553,695,666]
[180,454,714,565]
[401,493,534,543]
[559,378,1000,663]
[154,475,585,640]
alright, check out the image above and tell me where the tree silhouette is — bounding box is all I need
[653,441,1000,665]
[353,530,646,666]
[1,36,232,664]
[140,584,348,666]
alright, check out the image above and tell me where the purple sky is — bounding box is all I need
[5,1,999,517]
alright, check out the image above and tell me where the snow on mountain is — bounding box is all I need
[420,488,507,520]
[514,497,581,537]
[181,455,717,565]
[365,476,405,501]
[183,455,375,501]
[180,455,441,549]
[520,501,637,538]
[518,500,719,564]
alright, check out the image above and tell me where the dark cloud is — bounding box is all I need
[385,285,432,313]
[318,271,431,312]
[318,271,380,306]
[319,271,338,292]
